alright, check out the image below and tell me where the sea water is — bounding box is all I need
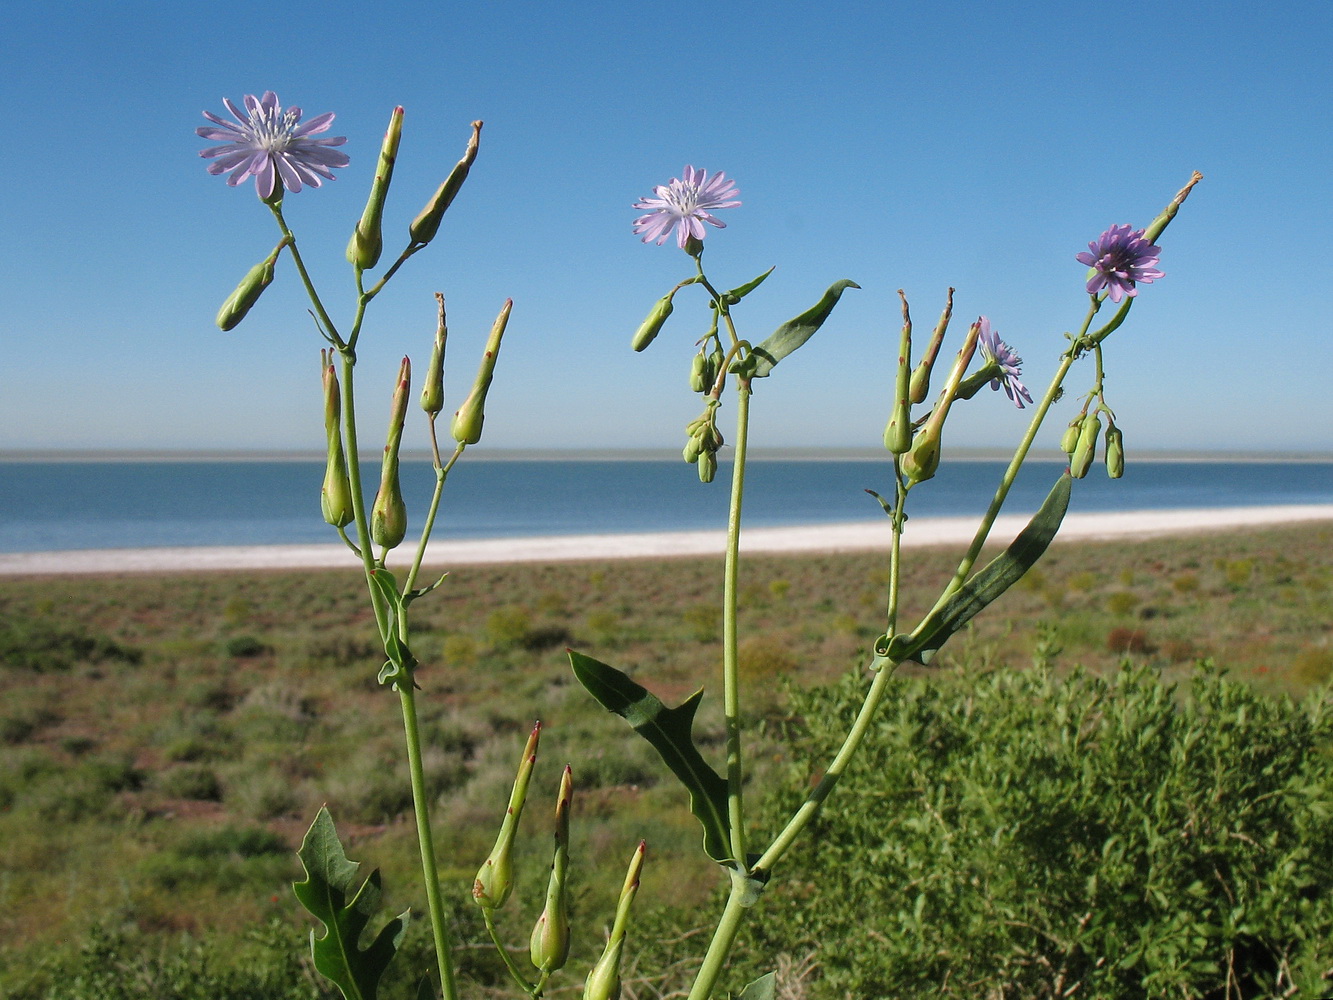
[0,458,1330,553]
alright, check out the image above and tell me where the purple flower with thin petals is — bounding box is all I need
[1075,224,1164,303]
[633,166,740,249]
[198,91,348,198]
[977,317,1033,409]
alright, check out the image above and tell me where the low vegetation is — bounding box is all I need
[1,521,1330,997]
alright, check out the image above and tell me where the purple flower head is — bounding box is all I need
[977,317,1033,409]
[198,92,349,198]
[633,166,740,249]
[1075,224,1164,303]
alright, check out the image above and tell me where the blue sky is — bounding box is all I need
[1,0,1329,455]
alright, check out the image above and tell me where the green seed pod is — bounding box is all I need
[884,291,913,453]
[474,722,541,909]
[582,842,646,1000]
[1105,424,1125,479]
[1059,417,1082,455]
[631,295,674,353]
[370,357,411,548]
[319,355,354,528]
[909,287,953,404]
[409,120,482,246]
[346,106,403,270]
[697,451,717,483]
[421,293,448,416]
[529,765,573,974]
[451,299,513,445]
[215,257,276,331]
[1069,413,1102,479]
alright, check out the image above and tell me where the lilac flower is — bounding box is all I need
[1075,224,1164,303]
[198,92,348,198]
[977,317,1033,409]
[633,166,740,249]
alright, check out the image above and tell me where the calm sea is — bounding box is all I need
[1,458,1331,553]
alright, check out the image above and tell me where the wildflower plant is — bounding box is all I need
[199,97,1203,999]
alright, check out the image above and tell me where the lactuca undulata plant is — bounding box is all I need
[567,166,1201,1000]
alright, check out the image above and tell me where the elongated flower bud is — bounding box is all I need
[697,451,717,484]
[346,106,403,270]
[909,287,953,404]
[689,352,711,393]
[1069,412,1102,479]
[451,299,512,446]
[421,293,448,415]
[530,765,573,974]
[320,352,353,527]
[216,257,276,331]
[631,295,674,352]
[884,290,913,454]
[901,316,980,486]
[582,841,646,1000]
[409,120,482,246]
[1142,171,1203,244]
[370,357,410,548]
[1105,424,1125,479]
[474,722,541,909]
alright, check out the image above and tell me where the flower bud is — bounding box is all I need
[582,841,646,1000]
[1105,424,1125,479]
[370,357,410,549]
[683,436,703,464]
[320,353,353,528]
[421,293,448,416]
[1069,413,1102,479]
[409,121,482,246]
[698,451,717,483]
[1059,417,1082,455]
[908,287,953,404]
[631,295,674,353]
[530,765,573,974]
[346,106,403,270]
[689,352,712,393]
[900,423,940,485]
[451,299,512,446]
[216,257,275,331]
[884,290,913,454]
[474,722,541,909]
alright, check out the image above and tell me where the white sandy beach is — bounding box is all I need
[2,504,1332,576]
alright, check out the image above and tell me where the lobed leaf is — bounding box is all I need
[293,807,408,1000]
[568,650,732,863]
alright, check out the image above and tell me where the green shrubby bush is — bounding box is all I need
[730,663,1333,999]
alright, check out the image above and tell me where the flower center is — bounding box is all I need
[247,106,298,153]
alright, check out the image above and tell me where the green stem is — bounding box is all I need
[482,909,535,997]
[269,204,344,347]
[722,379,752,868]
[754,654,900,874]
[684,876,752,1000]
[405,438,464,594]
[399,681,460,1000]
[335,352,391,639]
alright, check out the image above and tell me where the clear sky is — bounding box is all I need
[2,0,1329,455]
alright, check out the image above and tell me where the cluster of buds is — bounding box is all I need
[689,343,725,394]
[683,400,725,483]
[1062,407,1124,479]
[473,725,646,997]
[898,307,980,487]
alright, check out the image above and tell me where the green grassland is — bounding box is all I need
[1,521,1331,997]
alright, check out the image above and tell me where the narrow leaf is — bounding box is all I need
[748,279,859,378]
[568,650,732,863]
[889,473,1073,664]
[723,266,775,303]
[736,972,777,1000]
[293,807,408,1000]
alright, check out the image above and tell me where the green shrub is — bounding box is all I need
[0,618,141,672]
[743,664,1333,999]
[159,763,224,801]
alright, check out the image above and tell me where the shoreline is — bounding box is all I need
[3,504,1332,577]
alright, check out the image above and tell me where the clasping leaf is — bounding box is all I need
[746,279,859,378]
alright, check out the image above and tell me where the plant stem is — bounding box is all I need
[685,875,752,1000]
[398,680,460,1000]
[482,909,535,996]
[723,379,752,868]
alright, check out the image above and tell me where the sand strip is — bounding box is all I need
[2,505,1331,577]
